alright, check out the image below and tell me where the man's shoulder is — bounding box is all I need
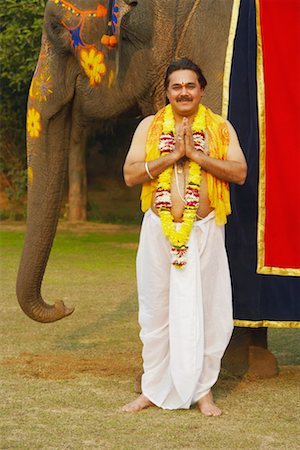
[133,115,155,138]
[138,115,155,129]
[129,115,156,147]
[135,115,155,134]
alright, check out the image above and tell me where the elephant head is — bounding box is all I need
[17,0,234,322]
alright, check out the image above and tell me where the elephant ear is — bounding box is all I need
[43,1,74,54]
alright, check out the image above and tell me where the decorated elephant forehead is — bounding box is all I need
[51,0,119,49]
[50,0,121,20]
[51,0,108,17]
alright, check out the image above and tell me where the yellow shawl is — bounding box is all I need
[140,105,231,225]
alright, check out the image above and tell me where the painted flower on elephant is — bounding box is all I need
[108,70,115,88]
[30,72,53,102]
[111,0,119,34]
[68,24,85,48]
[80,48,106,85]
[27,153,33,187]
[30,51,53,102]
[52,0,107,18]
[27,166,33,187]
[27,108,42,138]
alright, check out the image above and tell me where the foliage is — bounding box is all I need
[0,1,46,216]
[0,1,46,92]
[0,149,27,220]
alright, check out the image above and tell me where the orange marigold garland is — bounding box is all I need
[155,104,206,268]
[101,0,118,49]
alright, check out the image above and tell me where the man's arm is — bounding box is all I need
[185,120,247,185]
[123,115,185,187]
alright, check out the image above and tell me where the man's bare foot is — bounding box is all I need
[122,394,153,412]
[197,391,222,417]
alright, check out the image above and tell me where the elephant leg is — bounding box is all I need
[222,327,251,376]
[222,327,278,378]
[248,328,279,378]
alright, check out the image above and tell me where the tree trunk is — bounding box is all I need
[68,123,87,222]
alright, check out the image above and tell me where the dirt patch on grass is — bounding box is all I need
[0,220,139,234]
[111,242,138,250]
[1,351,141,380]
[56,221,140,235]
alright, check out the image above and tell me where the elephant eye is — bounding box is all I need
[126,0,138,7]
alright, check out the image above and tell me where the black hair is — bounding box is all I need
[164,58,207,90]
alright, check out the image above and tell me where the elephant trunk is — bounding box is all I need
[16,106,74,322]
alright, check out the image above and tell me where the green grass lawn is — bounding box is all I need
[0,223,299,450]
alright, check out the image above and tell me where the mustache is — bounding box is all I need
[176,95,193,102]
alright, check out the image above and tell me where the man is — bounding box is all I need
[123,59,247,416]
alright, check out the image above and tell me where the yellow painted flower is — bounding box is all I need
[80,48,106,85]
[31,74,53,102]
[27,108,42,138]
[30,55,53,102]
[27,166,33,187]
[108,69,114,89]
[29,82,34,98]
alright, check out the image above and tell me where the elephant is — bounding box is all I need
[17,0,235,323]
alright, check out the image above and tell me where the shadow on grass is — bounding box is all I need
[54,292,138,352]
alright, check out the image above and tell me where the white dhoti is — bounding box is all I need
[137,209,233,410]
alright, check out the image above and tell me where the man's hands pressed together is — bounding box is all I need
[174,117,209,163]
[174,116,247,185]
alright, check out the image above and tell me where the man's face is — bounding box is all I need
[166,69,204,117]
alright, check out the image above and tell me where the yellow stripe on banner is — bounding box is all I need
[258,266,300,276]
[222,0,241,119]
[256,0,300,276]
[256,0,267,275]
[234,319,300,329]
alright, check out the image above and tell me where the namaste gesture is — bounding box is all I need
[175,117,209,162]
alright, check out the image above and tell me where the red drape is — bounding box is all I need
[259,0,300,270]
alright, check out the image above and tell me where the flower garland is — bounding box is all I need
[154,104,206,268]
